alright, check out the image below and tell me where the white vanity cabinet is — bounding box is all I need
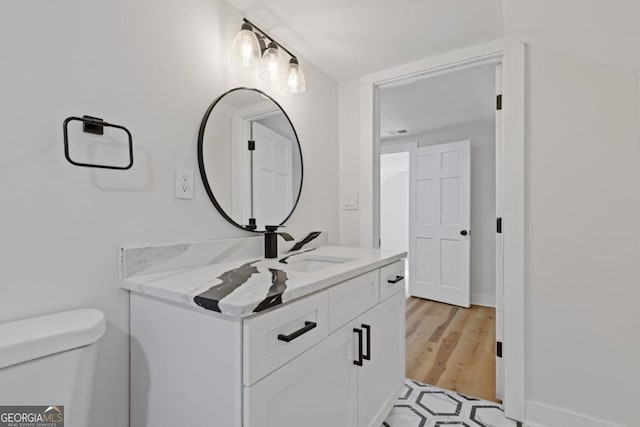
[244,290,405,427]
[356,291,405,427]
[244,320,357,427]
[129,259,406,427]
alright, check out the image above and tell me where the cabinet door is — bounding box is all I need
[357,291,405,427]
[244,322,358,427]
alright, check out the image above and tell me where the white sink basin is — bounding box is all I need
[281,255,356,273]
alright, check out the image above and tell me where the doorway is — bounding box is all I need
[378,64,499,401]
[360,40,524,420]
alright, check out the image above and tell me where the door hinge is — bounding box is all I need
[496,94,502,111]
[497,341,503,358]
[496,217,502,234]
[248,140,255,151]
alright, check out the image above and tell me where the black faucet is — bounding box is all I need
[264,225,294,258]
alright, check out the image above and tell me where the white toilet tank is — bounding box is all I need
[0,309,106,427]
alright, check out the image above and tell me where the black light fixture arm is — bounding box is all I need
[243,18,297,60]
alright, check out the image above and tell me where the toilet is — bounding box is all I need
[0,308,106,427]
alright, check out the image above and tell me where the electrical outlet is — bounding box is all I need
[175,167,194,199]
[342,192,358,210]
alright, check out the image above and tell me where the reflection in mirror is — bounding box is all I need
[198,88,303,231]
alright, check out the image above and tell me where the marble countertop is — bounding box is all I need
[121,245,406,318]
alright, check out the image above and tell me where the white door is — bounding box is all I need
[409,140,471,307]
[357,291,405,427]
[244,322,357,427]
[252,122,293,229]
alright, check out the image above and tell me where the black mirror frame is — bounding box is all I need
[197,87,304,232]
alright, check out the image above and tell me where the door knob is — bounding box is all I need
[460,230,468,236]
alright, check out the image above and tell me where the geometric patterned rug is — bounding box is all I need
[383,380,517,427]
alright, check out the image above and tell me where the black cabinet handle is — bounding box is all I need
[460,230,468,236]
[362,324,371,361]
[353,328,364,366]
[388,275,404,284]
[277,321,317,343]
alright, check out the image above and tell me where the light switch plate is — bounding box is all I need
[342,192,358,210]
[175,167,194,199]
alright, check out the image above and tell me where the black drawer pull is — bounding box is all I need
[353,328,364,366]
[388,275,404,284]
[277,321,317,342]
[362,324,371,361]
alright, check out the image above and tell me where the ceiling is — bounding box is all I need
[380,64,495,139]
[503,0,640,72]
[225,0,504,81]
[225,0,640,82]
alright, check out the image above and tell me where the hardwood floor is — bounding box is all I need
[405,296,498,403]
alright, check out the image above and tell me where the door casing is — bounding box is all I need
[361,39,525,421]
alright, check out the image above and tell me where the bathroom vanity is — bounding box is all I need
[120,87,406,426]
[121,240,406,427]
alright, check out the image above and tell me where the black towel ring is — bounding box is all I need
[63,115,134,170]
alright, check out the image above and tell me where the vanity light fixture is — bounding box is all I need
[259,41,286,82]
[230,22,261,67]
[286,57,306,94]
[231,18,307,93]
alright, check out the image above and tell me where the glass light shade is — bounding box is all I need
[285,58,306,93]
[230,23,261,68]
[259,42,286,82]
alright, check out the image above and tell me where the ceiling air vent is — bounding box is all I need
[384,129,408,136]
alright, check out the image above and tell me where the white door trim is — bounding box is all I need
[495,63,505,402]
[360,39,525,420]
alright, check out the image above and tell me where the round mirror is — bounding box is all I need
[198,87,303,231]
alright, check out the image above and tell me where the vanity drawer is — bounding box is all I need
[327,270,379,333]
[380,260,405,301]
[243,291,328,386]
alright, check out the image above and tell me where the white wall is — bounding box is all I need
[0,2,339,426]
[203,102,235,210]
[525,46,640,427]
[338,78,362,246]
[503,0,640,73]
[338,43,640,426]
[382,123,496,306]
[380,152,409,252]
